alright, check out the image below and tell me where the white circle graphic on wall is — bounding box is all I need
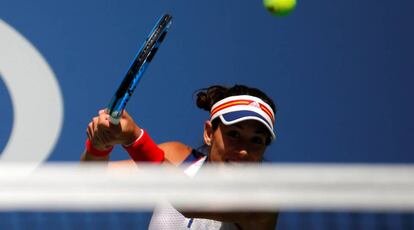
[0,19,63,172]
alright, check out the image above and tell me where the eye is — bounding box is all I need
[226,130,240,139]
[251,136,265,145]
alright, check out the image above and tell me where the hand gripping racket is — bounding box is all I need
[106,14,173,124]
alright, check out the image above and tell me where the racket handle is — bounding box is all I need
[106,108,121,125]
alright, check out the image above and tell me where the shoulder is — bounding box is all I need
[158,141,193,165]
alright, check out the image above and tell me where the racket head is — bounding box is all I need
[106,14,173,124]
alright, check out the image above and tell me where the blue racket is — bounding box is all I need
[106,14,173,124]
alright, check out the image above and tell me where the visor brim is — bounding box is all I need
[219,110,276,140]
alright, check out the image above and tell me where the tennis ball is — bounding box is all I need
[263,0,296,16]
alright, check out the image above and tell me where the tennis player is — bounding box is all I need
[82,84,278,229]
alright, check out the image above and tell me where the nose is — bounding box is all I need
[236,148,249,161]
[238,149,248,156]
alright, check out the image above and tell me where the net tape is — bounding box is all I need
[0,163,413,211]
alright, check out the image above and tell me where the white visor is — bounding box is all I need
[210,95,276,140]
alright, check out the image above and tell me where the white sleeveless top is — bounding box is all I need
[148,155,239,230]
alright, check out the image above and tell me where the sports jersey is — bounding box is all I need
[148,149,240,230]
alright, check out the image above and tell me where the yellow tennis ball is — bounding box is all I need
[263,0,296,16]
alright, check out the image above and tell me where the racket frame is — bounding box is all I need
[106,14,172,124]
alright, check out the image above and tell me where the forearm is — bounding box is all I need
[81,130,165,163]
[122,129,164,162]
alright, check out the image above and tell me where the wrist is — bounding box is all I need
[123,129,164,162]
[85,139,113,157]
[123,128,144,147]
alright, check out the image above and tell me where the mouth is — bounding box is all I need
[224,159,246,166]
[224,159,261,167]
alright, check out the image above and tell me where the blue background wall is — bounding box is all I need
[1,0,413,163]
[1,1,414,229]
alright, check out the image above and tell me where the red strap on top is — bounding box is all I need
[85,139,113,157]
[123,129,165,163]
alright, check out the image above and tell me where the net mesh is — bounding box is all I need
[0,163,413,229]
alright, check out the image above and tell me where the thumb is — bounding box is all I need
[98,113,112,129]
[99,109,108,115]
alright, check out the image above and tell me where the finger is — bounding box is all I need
[86,127,91,140]
[86,131,92,141]
[121,109,129,118]
[97,131,115,149]
[98,130,111,144]
[87,122,94,140]
[93,117,99,133]
[93,132,106,148]
[89,120,100,144]
[98,114,111,129]
[99,109,107,115]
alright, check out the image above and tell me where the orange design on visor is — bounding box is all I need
[210,95,276,140]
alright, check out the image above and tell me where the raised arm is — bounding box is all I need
[81,109,142,162]
[81,109,191,164]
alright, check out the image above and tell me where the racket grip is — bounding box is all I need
[105,108,121,125]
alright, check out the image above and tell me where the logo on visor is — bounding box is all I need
[249,101,260,109]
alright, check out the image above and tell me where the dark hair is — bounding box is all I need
[195,85,277,145]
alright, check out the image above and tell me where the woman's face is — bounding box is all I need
[204,120,269,163]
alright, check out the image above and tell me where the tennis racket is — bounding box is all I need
[106,14,173,124]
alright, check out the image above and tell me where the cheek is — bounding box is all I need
[249,145,267,159]
[209,137,227,161]
[252,150,266,161]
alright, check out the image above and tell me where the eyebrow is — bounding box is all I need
[232,124,243,129]
[255,129,268,136]
[230,124,268,136]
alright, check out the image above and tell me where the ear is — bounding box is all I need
[203,120,213,146]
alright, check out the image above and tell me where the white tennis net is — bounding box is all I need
[0,163,413,211]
